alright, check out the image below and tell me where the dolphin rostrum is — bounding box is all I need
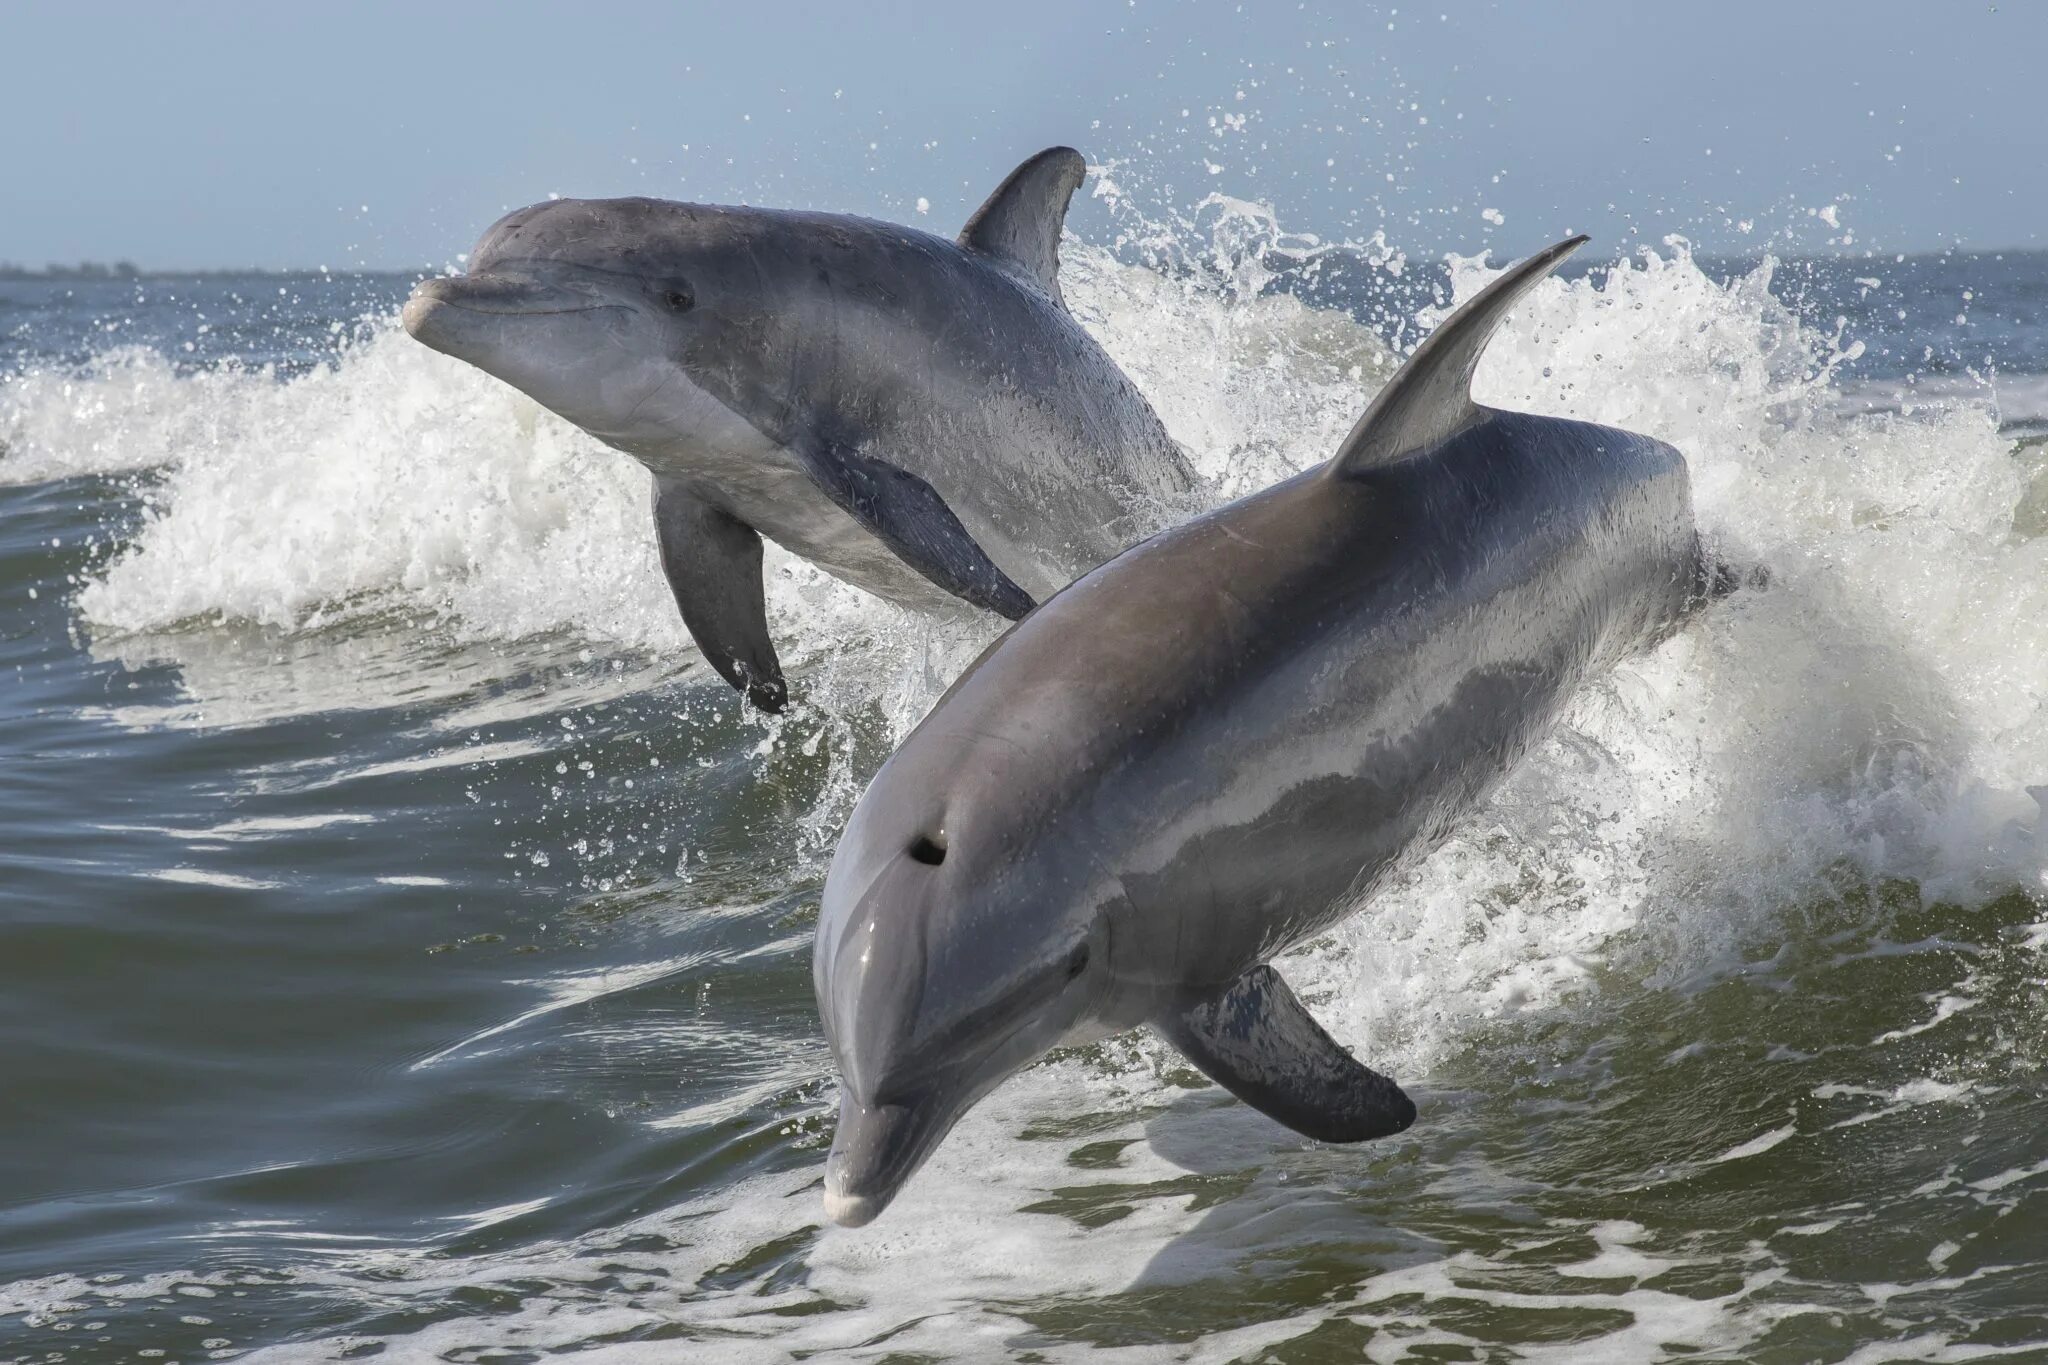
[812,235,1735,1226]
[402,148,1199,710]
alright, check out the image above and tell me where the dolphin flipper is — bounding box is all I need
[801,441,1036,620]
[1160,964,1417,1144]
[652,477,788,712]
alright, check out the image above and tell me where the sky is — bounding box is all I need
[3,0,2043,270]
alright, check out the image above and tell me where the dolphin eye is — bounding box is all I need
[1066,944,1090,980]
[660,285,694,313]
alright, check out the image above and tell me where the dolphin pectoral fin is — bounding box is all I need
[651,477,787,712]
[800,441,1036,620]
[1160,964,1417,1144]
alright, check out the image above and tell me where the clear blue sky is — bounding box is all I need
[4,0,2041,269]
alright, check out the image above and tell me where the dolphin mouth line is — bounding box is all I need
[415,298,625,318]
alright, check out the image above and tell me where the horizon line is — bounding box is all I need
[9,240,2048,282]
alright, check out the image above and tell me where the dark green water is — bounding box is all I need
[2,244,2046,1362]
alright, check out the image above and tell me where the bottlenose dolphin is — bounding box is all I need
[813,236,1735,1226]
[402,148,1199,710]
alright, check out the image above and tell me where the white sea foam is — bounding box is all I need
[1710,1118,1801,1165]
[410,954,702,1070]
[141,866,284,891]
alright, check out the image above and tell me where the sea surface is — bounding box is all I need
[3,208,2047,1362]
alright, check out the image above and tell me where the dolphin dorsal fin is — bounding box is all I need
[1327,234,1589,478]
[958,147,1087,306]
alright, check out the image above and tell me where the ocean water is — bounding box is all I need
[2,206,2047,1363]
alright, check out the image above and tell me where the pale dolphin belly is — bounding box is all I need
[707,457,974,614]
[608,359,1146,612]
[621,438,973,614]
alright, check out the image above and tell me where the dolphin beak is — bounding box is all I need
[401,273,619,352]
[822,1091,956,1228]
[400,279,451,345]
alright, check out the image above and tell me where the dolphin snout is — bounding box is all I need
[404,272,621,337]
[823,1092,952,1228]
[401,275,517,350]
[401,277,460,344]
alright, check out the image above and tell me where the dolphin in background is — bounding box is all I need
[813,235,1739,1227]
[402,148,1200,710]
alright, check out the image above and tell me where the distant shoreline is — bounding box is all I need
[0,263,430,281]
[6,245,2048,283]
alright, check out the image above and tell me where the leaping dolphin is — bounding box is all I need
[812,235,1736,1227]
[402,148,1199,710]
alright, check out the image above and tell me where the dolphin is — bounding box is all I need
[812,235,1736,1227]
[402,148,1199,710]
